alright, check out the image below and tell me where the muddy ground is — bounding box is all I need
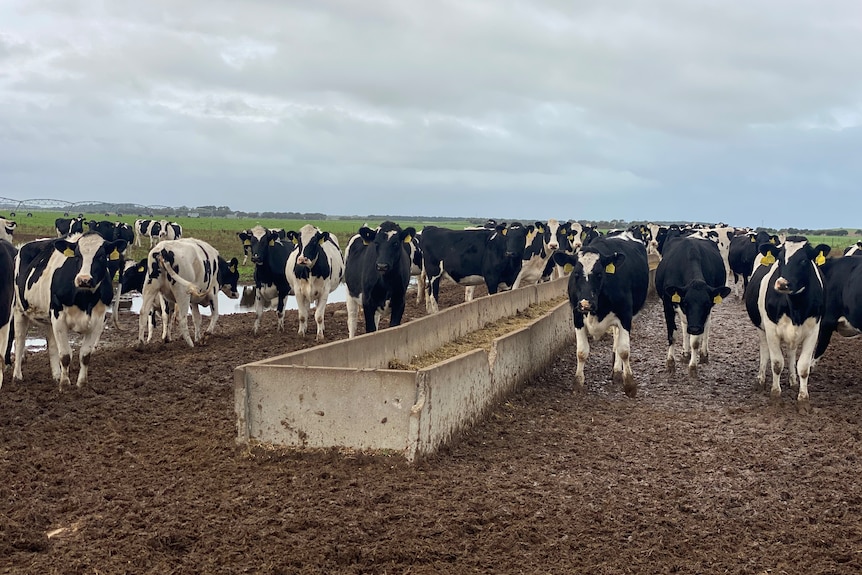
[3,281,862,575]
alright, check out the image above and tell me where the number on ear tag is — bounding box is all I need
[604,263,615,274]
[760,253,776,266]
[713,295,723,304]
[815,252,826,266]
[671,293,681,303]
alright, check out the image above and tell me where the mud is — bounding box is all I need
[3,282,862,574]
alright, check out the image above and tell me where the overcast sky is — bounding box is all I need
[1,1,860,228]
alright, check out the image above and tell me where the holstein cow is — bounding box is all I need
[655,231,731,376]
[814,255,862,361]
[0,239,16,387]
[744,236,830,412]
[13,233,127,390]
[246,226,294,334]
[420,222,530,313]
[0,218,17,242]
[843,240,862,256]
[158,221,182,242]
[513,219,573,288]
[344,221,415,338]
[55,216,85,237]
[238,227,285,265]
[133,219,163,247]
[113,257,174,339]
[284,224,345,341]
[552,235,649,397]
[728,230,779,294]
[138,238,239,347]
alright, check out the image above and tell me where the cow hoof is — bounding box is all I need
[700,354,709,364]
[682,351,692,361]
[666,358,675,373]
[769,387,782,399]
[797,398,812,414]
[572,382,585,395]
[612,370,623,384]
[623,378,637,398]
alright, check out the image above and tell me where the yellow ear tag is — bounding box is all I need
[362,239,370,246]
[815,252,826,266]
[769,238,776,245]
[750,236,756,243]
[229,264,237,273]
[760,253,776,266]
[109,248,120,261]
[269,239,275,246]
[501,228,507,235]
[291,238,298,245]
[403,235,412,244]
[713,295,723,304]
[604,263,615,274]
[538,226,544,234]
[243,240,251,246]
[63,247,75,257]
[137,265,145,272]
[563,263,574,273]
[318,237,325,245]
[671,293,681,303]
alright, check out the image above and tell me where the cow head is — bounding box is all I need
[769,236,830,295]
[664,281,731,335]
[55,233,128,290]
[554,247,625,314]
[120,258,148,294]
[294,226,332,269]
[218,257,240,299]
[500,222,532,259]
[370,221,415,274]
[250,229,280,265]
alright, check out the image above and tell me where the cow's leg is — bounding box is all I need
[678,310,691,361]
[253,288,264,335]
[190,305,203,344]
[663,301,676,372]
[276,293,287,333]
[787,343,799,389]
[389,294,407,328]
[0,322,9,389]
[52,320,73,391]
[76,316,106,388]
[620,327,636,397]
[295,291,309,337]
[611,326,623,378]
[415,270,426,305]
[314,294,328,342]
[795,328,819,414]
[12,313,29,382]
[46,329,62,383]
[174,295,194,347]
[363,302,378,334]
[755,330,769,389]
[574,326,590,390]
[138,288,158,345]
[426,275,441,314]
[346,294,361,339]
[205,291,219,336]
[764,327,784,399]
[701,315,712,363]
[688,332,701,378]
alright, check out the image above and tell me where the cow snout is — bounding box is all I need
[577,299,591,313]
[297,256,311,267]
[687,325,705,336]
[774,277,790,293]
[376,263,390,273]
[505,251,518,258]
[75,274,95,288]
[548,241,559,250]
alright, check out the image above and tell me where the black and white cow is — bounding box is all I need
[158,221,182,242]
[0,239,16,387]
[13,233,127,390]
[728,230,779,294]
[138,238,239,347]
[134,219,163,247]
[744,236,830,412]
[655,231,731,376]
[843,240,862,256]
[420,222,531,313]
[246,226,294,334]
[513,219,573,288]
[552,235,649,397]
[284,224,345,341]
[0,218,17,242]
[814,254,862,361]
[344,221,415,338]
[238,228,285,265]
[55,216,85,237]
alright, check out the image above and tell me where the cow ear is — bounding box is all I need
[359,227,376,244]
[711,286,732,304]
[552,251,576,268]
[55,240,76,258]
[605,252,626,274]
[401,227,417,244]
[665,287,682,303]
[813,244,831,265]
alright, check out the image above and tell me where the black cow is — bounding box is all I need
[55,216,85,237]
[247,226,294,334]
[552,235,649,397]
[655,231,731,376]
[744,236,830,412]
[0,239,16,385]
[815,255,862,361]
[344,221,415,338]
[13,233,127,390]
[728,230,779,293]
[420,222,531,313]
[238,227,285,265]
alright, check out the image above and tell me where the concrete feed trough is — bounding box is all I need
[234,277,573,462]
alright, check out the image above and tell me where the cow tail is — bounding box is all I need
[156,254,208,299]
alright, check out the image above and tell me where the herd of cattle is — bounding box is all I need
[1,215,861,413]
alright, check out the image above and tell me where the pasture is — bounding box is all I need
[3,270,862,573]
